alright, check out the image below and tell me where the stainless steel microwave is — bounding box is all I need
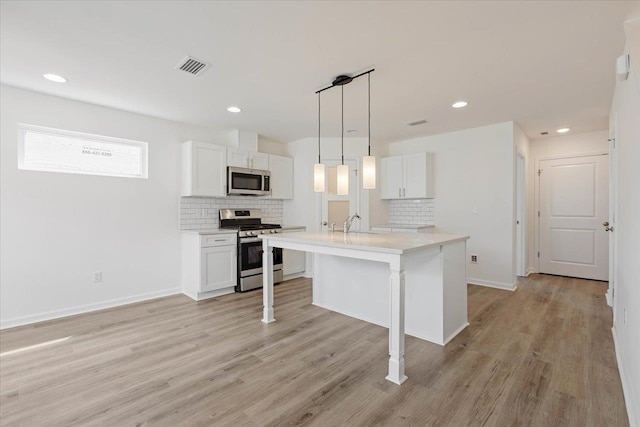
[227,167,271,196]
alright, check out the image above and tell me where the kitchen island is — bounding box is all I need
[259,231,469,385]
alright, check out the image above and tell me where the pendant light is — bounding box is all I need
[313,92,326,192]
[362,72,376,189]
[336,85,349,195]
[313,69,375,195]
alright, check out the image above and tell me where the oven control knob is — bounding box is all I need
[270,230,276,234]
[249,231,256,236]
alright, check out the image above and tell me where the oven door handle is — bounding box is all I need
[240,238,262,243]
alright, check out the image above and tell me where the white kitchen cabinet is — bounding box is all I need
[282,227,306,277]
[269,154,294,199]
[227,148,270,170]
[380,152,434,199]
[380,156,404,199]
[182,232,237,300]
[182,141,227,197]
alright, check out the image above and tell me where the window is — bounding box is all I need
[17,124,148,179]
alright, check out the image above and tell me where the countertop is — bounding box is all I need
[181,225,306,235]
[260,231,468,255]
[181,228,237,235]
[371,224,434,229]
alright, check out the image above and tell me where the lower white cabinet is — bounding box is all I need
[182,232,237,300]
[282,227,306,277]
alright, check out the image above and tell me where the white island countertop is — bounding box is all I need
[259,231,468,255]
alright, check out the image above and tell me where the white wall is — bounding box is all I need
[388,122,517,290]
[527,130,610,273]
[0,85,230,328]
[610,37,640,427]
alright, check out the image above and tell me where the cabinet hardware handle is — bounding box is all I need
[398,188,401,197]
[214,239,226,242]
[402,188,406,197]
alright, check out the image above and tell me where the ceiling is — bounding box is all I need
[1,1,638,143]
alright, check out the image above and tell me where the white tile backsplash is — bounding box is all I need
[387,199,435,225]
[180,197,283,230]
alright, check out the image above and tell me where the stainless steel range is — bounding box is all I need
[219,209,283,292]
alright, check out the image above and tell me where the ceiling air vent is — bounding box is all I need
[175,56,211,76]
[406,119,427,127]
[540,131,549,136]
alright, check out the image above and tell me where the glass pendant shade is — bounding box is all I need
[314,163,326,192]
[337,164,349,195]
[362,155,376,189]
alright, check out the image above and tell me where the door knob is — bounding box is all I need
[322,221,328,226]
[603,221,610,226]
[605,226,614,232]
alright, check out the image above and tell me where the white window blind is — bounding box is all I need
[18,124,148,179]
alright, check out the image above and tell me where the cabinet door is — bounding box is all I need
[201,246,237,292]
[250,152,270,170]
[227,148,250,168]
[403,152,434,198]
[283,249,305,276]
[186,142,227,197]
[380,156,403,199]
[403,152,427,198]
[269,154,293,199]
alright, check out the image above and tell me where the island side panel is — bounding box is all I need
[312,245,447,345]
[442,240,468,343]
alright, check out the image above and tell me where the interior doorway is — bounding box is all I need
[320,159,359,232]
[516,153,526,277]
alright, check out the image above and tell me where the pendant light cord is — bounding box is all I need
[368,72,371,156]
[318,92,321,163]
[341,85,344,165]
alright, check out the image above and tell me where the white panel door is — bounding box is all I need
[539,155,609,280]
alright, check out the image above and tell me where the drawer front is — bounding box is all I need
[201,234,237,248]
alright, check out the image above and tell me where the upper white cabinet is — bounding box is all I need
[380,152,434,199]
[269,154,294,200]
[182,141,227,197]
[227,148,269,170]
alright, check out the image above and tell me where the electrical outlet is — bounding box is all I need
[470,254,478,263]
[93,271,102,283]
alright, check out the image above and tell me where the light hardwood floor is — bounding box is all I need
[0,274,628,426]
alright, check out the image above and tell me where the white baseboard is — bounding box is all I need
[526,268,537,276]
[0,288,182,330]
[443,322,470,345]
[606,288,613,307]
[467,278,517,291]
[283,272,306,281]
[612,326,638,427]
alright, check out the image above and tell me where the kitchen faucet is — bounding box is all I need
[343,213,361,233]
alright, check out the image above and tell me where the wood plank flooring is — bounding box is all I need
[0,274,628,426]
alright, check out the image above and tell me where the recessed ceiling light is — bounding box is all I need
[227,106,242,113]
[43,73,67,83]
[556,128,571,133]
[452,101,468,109]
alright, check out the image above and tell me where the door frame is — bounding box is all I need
[607,115,618,309]
[319,156,361,231]
[533,150,609,273]
[516,151,526,277]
